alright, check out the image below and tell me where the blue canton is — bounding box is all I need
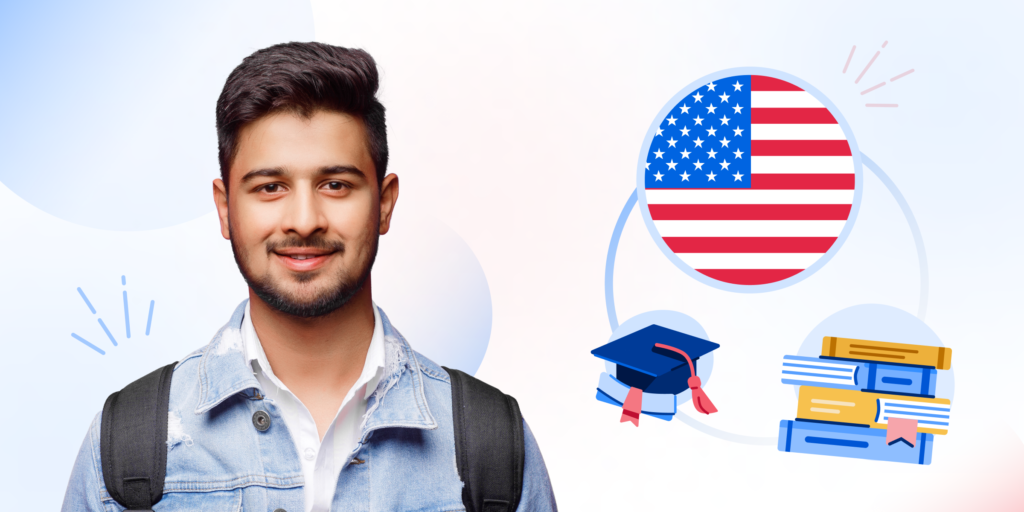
[645,75,752,189]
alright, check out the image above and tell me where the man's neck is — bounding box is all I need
[248,279,376,438]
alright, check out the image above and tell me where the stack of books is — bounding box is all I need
[777,336,952,465]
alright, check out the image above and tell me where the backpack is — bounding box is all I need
[100,363,524,512]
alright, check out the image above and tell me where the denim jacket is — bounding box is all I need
[62,301,556,511]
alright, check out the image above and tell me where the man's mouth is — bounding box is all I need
[273,250,336,271]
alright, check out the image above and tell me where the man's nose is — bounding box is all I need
[282,185,328,237]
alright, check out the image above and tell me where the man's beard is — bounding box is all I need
[230,230,378,318]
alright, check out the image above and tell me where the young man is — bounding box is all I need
[62,42,556,511]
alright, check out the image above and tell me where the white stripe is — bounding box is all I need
[751,156,855,174]
[645,189,854,205]
[751,124,847,140]
[782,375,855,385]
[782,356,859,371]
[751,91,824,108]
[781,366,853,378]
[653,220,846,237]
[672,253,824,269]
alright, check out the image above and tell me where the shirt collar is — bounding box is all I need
[239,300,386,402]
[195,299,432,434]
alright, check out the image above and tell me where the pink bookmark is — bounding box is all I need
[886,418,918,447]
[620,387,642,427]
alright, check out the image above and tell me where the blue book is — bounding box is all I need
[778,420,933,465]
[780,355,937,397]
[595,372,676,421]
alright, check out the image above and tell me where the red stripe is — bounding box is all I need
[751,76,803,91]
[665,237,838,253]
[697,268,804,285]
[648,204,852,220]
[751,140,852,156]
[751,174,855,190]
[750,108,837,124]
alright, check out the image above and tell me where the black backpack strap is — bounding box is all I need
[443,367,525,512]
[100,362,177,511]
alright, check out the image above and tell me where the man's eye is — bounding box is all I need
[326,181,347,190]
[261,184,280,193]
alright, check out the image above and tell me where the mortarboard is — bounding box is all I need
[592,324,721,425]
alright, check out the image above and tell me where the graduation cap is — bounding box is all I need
[592,324,720,425]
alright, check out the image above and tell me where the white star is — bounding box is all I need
[706,104,717,114]
[719,137,730,148]
[706,126,717,137]
[733,149,744,159]
[680,148,691,159]
[692,92,703,103]
[680,171,691,181]
[732,104,744,114]
[654,170,664,181]
[680,126,691,136]
[666,160,678,170]
[720,160,731,170]
[706,171,717,181]
[719,93,730,103]
[679,104,691,114]
[667,137,678,147]
[732,80,743,91]
[693,115,704,125]
[666,116,677,125]
[654,149,664,159]
[707,148,718,159]
[646,161,651,169]
[733,171,744,181]
[656,127,664,136]
[706,82,717,91]
[693,160,705,170]
[693,137,704,148]
[733,127,744,137]
[719,115,730,125]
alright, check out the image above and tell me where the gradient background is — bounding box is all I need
[1,1,1021,510]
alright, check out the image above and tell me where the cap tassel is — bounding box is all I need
[653,343,719,415]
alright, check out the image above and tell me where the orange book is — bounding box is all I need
[821,337,952,370]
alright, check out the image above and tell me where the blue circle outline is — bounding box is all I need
[634,67,864,293]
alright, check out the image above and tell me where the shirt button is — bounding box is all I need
[252,410,271,432]
[304,447,316,461]
[274,509,287,512]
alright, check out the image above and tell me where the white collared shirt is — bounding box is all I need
[241,301,385,512]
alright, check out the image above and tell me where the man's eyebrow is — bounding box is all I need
[240,167,287,184]
[318,165,366,178]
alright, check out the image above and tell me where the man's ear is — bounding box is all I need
[213,178,231,240]
[378,173,399,235]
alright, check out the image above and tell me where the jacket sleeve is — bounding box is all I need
[516,419,557,512]
[62,412,109,512]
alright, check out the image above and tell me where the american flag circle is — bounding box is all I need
[637,70,862,289]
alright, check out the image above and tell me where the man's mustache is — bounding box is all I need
[265,236,345,254]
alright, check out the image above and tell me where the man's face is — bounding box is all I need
[213,110,397,317]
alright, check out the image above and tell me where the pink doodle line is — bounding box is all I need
[843,46,856,73]
[860,82,886,95]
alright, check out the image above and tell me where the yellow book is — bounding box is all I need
[821,336,952,370]
[796,387,951,435]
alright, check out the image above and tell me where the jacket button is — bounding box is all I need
[273,509,287,512]
[252,410,271,432]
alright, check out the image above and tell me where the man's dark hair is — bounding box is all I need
[216,42,388,188]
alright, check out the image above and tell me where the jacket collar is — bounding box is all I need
[193,300,437,434]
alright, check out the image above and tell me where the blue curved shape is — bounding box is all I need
[860,154,929,319]
[605,189,637,331]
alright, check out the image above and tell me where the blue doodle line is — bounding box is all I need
[146,300,155,336]
[77,287,96,314]
[71,333,105,355]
